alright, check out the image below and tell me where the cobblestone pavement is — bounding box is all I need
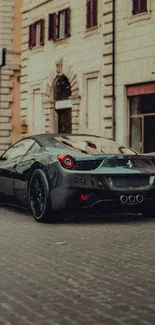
[0,207,155,325]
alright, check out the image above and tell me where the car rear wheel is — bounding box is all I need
[28,169,53,223]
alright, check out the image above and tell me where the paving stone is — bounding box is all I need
[0,207,155,325]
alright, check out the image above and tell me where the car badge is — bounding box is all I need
[127,160,133,169]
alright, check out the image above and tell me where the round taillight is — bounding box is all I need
[81,194,89,201]
[58,154,75,169]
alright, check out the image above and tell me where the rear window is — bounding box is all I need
[48,135,136,156]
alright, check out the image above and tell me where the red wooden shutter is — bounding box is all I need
[93,0,98,26]
[32,23,36,47]
[40,19,45,45]
[29,24,33,48]
[29,23,36,48]
[57,11,61,39]
[141,0,147,12]
[55,12,59,40]
[132,0,139,14]
[65,8,71,37]
[86,0,91,29]
[48,13,56,40]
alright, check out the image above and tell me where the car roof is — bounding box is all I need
[20,133,137,155]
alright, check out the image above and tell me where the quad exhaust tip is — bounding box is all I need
[136,195,144,203]
[120,195,128,204]
[129,195,135,203]
[120,194,144,204]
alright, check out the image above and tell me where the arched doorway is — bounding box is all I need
[43,59,81,134]
[54,74,72,133]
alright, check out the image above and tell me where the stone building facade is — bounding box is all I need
[115,0,155,153]
[0,0,22,154]
[21,0,155,154]
[21,0,115,140]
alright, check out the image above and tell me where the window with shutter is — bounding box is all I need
[86,0,98,29]
[132,0,147,15]
[29,20,45,49]
[49,8,71,41]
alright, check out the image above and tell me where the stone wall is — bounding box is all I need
[21,0,107,137]
[0,0,21,153]
[103,0,114,140]
[115,0,155,145]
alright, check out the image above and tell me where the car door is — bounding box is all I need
[0,138,36,196]
[13,140,41,204]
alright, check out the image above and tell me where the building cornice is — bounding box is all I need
[22,0,54,13]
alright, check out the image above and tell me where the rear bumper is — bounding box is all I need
[50,185,155,214]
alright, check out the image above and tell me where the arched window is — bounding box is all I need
[54,75,71,101]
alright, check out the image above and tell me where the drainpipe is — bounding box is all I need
[112,0,116,140]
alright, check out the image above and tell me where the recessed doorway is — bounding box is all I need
[54,75,72,133]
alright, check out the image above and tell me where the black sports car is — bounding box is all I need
[0,133,155,222]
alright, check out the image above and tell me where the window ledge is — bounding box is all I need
[48,37,70,46]
[29,45,44,53]
[128,10,151,24]
[84,26,100,38]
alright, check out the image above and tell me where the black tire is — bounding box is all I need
[28,169,53,222]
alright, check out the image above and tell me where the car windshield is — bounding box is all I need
[48,135,136,156]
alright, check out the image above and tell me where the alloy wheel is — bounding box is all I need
[29,176,46,218]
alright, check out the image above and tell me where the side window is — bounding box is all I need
[27,142,41,155]
[2,139,36,160]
